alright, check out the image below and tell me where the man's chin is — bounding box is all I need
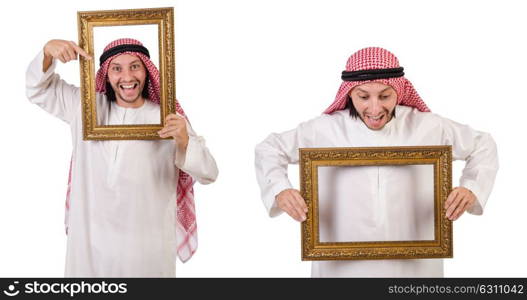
[365,123,386,131]
[117,95,141,103]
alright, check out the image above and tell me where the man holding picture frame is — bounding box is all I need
[25,14,218,276]
[254,47,498,277]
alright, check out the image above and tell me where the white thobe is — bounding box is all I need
[26,51,219,277]
[255,106,498,277]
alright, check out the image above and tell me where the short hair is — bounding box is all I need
[105,72,150,102]
[344,95,396,119]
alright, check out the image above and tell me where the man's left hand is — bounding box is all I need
[445,187,476,221]
[158,113,189,152]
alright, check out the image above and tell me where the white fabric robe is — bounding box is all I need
[26,51,219,277]
[255,106,498,277]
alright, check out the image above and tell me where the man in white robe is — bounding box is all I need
[26,38,218,277]
[254,47,498,277]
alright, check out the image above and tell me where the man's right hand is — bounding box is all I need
[276,189,308,222]
[42,40,92,72]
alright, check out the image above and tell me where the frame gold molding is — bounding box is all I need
[78,7,175,140]
[300,146,453,260]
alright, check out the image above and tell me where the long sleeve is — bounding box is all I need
[174,120,218,185]
[25,50,80,124]
[441,117,499,215]
[255,120,317,217]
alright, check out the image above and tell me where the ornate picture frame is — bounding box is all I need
[300,146,453,260]
[77,7,175,140]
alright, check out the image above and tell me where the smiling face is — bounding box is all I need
[349,82,398,130]
[107,54,147,108]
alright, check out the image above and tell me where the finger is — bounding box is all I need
[165,113,179,119]
[445,192,462,219]
[445,188,461,211]
[159,131,180,139]
[59,48,70,61]
[158,132,177,139]
[57,54,67,63]
[158,126,181,137]
[445,188,458,207]
[165,119,185,126]
[291,191,308,213]
[65,46,76,61]
[445,202,458,219]
[282,201,302,222]
[289,197,306,222]
[158,128,177,137]
[165,113,183,122]
[158,123,179,131]
[158,126,170,136]
[159,129,185,140]
[160,124,180,131]
[277,194,303,222]
[449,194,469,220]
[70,41,92,60]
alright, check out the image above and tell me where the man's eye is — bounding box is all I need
[380,95,389,99]
[131,64,139,69]
[359,96,368,100]
[112,67,121,72]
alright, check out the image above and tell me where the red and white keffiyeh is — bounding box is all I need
[65,38,198,263]
[324,47,430,114]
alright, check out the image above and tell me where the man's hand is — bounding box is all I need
[43,40,92,72]
[445,187,476,221]
[158,113,189,152]
[276,189,308,222]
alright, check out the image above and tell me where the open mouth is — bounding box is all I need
[118,82,140,99]
[365,114,385,127]
[119,83,138,90]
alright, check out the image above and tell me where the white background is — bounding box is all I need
[0,0,525,277]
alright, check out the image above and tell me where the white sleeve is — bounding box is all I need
[174,119,218,185]
[441,117,499,215]
[254,120,316,217]
[25,50,81,124]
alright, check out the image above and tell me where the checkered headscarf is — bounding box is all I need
[324,47,430,114]
[65,38,199,263]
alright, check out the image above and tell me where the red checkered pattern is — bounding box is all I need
[324,47,430,114]
[65,38,199,263]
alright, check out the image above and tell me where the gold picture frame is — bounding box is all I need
[78,7,175,140]
[300,146,453,261]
